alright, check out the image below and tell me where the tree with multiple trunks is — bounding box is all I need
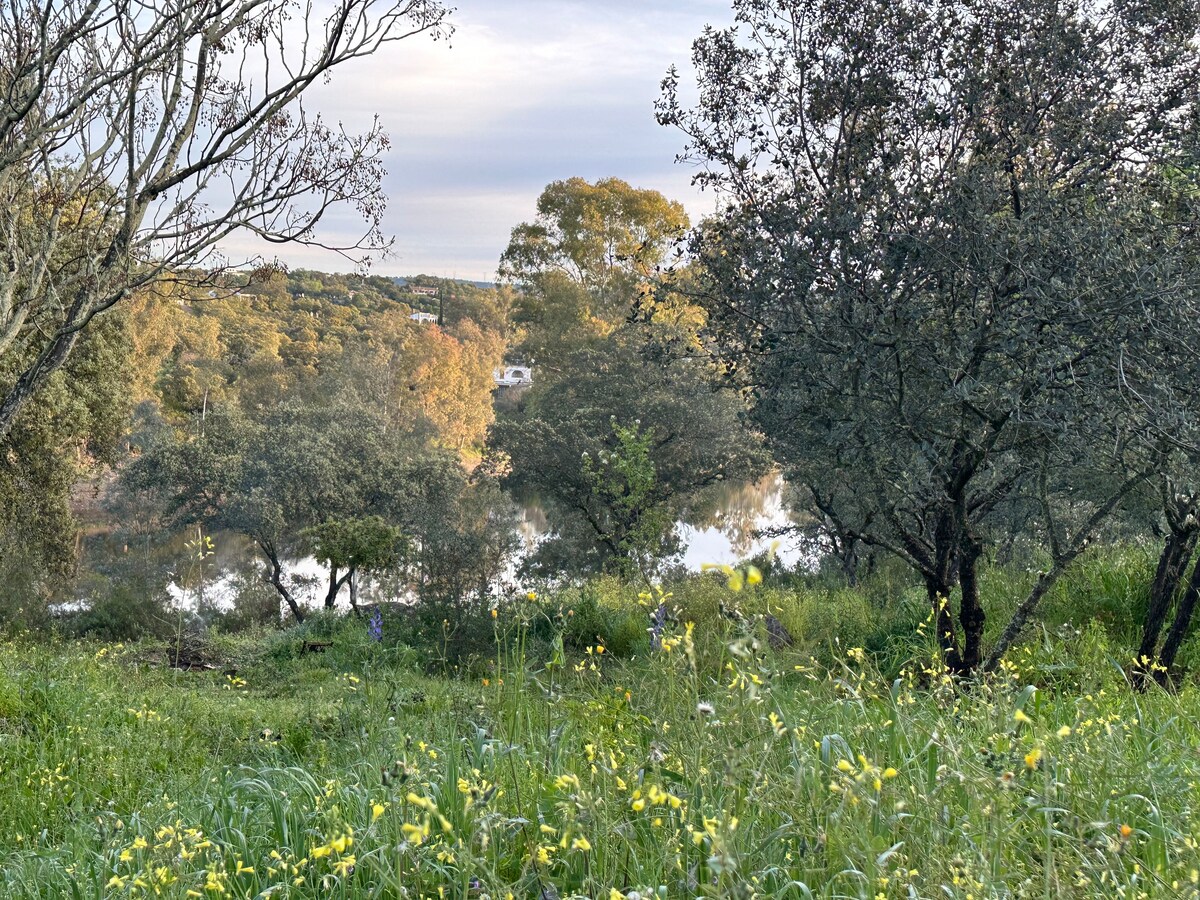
[659,0,1200,672]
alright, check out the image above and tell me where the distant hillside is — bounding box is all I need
[120,267,511,422]
[393,275,497,291]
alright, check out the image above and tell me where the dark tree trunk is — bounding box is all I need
[261,544,304,623]
[807,486,865,585]
[820,517,862,585]
[837,538,861,585]
[1135,526,1197,687]
[326,566,340,609]
[1155,556,1200,688]
[957,530,985,673]
[349,569,360,614]
[324,566,353,610]
[926,507,962,670]
[0,328,82,440]
[0,276,107,443]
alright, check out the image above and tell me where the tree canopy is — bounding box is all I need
[659,0,1200,671]
[122,379,516,620]
[500,177,689,366]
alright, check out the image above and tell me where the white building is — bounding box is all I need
[409,311,438,324]
[494,365,533,387]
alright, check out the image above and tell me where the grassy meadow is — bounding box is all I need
[2,552,1200,899]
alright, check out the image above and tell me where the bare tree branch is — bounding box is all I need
[0,0,452,441]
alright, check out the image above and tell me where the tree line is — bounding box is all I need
[112,270,513,622]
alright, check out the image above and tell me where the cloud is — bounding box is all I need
[227,0,730,280]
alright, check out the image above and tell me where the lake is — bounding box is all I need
[74,473,809,614]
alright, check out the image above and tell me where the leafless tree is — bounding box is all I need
[0,0,451,440]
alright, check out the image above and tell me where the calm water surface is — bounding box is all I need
[76,474,807,612]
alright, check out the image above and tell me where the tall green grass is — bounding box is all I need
[1,556,1199,898]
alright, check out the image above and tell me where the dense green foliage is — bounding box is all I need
[0,310,133,583]
[499,176,688,366]
[119,378,515,621]
[0,269,512,618]
[494,178,767,577]
[659,0,1200,675]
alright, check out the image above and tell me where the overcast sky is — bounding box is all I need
[226,0,733,281]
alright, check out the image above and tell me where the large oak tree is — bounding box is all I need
[493,177,767,578]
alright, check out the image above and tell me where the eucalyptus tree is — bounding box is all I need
[499,177,690,367]
[658,0,1200,672]
[0,0,451,443]
[493,178,767,579]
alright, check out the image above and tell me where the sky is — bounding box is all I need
[224,0,734,282]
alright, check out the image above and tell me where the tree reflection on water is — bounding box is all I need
[73,472,809,613]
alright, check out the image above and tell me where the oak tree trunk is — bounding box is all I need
[262,545,304,624]
[957,531,986,673]
[1135,526,1197,687]
[924,574,961,670]
[1156,557,1200,688]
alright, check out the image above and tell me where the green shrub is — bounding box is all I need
[553,577,650,656]
[1039,544,1156,642]
[0,670,24,724]
[209,571,284,633]
[66,575,173,641]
